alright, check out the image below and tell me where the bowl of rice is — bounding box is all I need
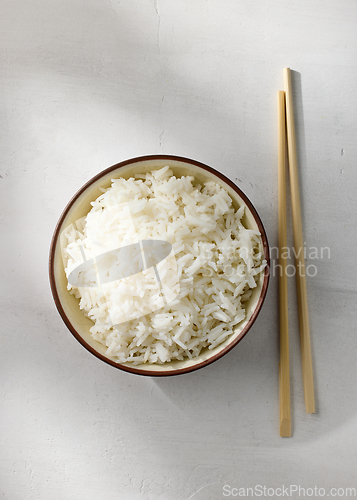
[49,155,270,376]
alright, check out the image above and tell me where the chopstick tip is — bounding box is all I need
[280,419,292,437]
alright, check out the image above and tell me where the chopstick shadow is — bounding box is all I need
[290,71,309,238]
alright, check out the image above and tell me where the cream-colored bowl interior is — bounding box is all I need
[52,157,268,374]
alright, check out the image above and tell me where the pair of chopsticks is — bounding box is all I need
[278,68,315,437]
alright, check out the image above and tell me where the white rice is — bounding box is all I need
[62,167,266,364]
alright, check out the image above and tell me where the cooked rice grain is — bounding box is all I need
[63,167,266,364]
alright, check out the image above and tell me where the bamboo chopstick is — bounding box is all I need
[283,68,315,414]
[278,90,291,436]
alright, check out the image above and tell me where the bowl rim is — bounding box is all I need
[49,154,270,376]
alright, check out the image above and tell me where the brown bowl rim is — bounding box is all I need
[49,154,270,376]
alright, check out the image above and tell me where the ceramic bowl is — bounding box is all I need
[49,155,270,376]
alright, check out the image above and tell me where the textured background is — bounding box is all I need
[1,0,357,498]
